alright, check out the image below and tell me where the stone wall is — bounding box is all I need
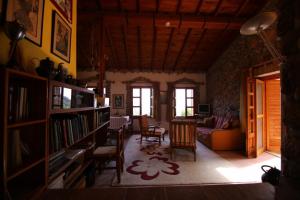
[277,0,300,198]
[207,2,277,117]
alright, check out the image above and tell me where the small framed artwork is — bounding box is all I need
[0,0,4,24]
[50,0,72,23]
[51,11,71,63]
[112,94,124,109]
[6,0,45,46]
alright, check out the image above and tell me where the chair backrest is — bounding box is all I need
[116,125,125,154]
[169,120,196,148]
[139,115,149,134]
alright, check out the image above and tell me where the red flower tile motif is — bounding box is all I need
[126,156,180,180]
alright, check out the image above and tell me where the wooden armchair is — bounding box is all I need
[139,115,165,145]
[169,120,197,161]
[93,126,125,183]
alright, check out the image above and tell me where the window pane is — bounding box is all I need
[133,88,140,97]
[133,98,140,106]
[133,107,140,116]
[187,98,193,107]
[175,89,186,116]
[187,89,193,97]
[141,88,151,116]
[187,108,194,116]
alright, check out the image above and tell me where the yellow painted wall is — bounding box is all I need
[0,0,77,77]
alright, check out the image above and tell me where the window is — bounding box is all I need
[175,88,194,117]
[132,87,153,117]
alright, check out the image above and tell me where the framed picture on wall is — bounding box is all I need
[0,0,4,24]
[51,11,71,63]
[6,0,45,46]
[112,94,124,109]
[50,0,72,23]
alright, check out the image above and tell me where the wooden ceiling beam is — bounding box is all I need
[137,26,142,70]
[176,0,182,14]
[162,28,175,71]
[235,0,250,17]
[121,25,129,69]
[95,0,101,10]
[117,0,122,11]
[173,28,192,71]
[150,26,157,71]
[105,27,120,69]
[136,0,140,13]
[185,29,207,71]
[156,0,160,13]
[214,0,224,16]
[78,12,246,30]
[195,0,204,14]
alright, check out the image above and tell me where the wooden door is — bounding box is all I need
[246,78,257,158]
[256,79,266,156]
[266,79,281,153]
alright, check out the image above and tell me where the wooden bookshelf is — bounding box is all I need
[1,69,111,198]
[0,68,48,200]
[47,81,110,189]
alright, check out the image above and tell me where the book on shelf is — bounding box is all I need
[8,85,30,123]
[50,114,90,154]
[95,111,110,127]
[10,129,23,169]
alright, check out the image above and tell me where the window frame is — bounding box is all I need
[174,87,195,117]
[132,87,154,117]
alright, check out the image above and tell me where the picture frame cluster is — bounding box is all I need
[5,0,73,63]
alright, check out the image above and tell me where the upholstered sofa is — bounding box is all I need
[197,115,242,150]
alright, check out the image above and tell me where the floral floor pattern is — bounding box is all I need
[112,135,280,186]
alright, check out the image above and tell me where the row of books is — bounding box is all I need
[95,111,110,127]
[50,115,90,153]
[8,86,29,123]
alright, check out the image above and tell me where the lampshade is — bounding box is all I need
[4,20,26,41]
[4,21,26,68]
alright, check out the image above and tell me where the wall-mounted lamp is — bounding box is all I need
[4,20,26,69]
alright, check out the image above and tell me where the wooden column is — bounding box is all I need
[98,15,105,96]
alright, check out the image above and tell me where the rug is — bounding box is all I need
[112,135,280,186]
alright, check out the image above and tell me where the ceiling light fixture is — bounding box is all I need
[165,21,171,27]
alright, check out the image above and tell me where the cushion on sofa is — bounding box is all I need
[196,127,213,139]
[215,116,225,129]
[221,120,231,129]
[203,116,215,128]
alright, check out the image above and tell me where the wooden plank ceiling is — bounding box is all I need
[77,0,268,73]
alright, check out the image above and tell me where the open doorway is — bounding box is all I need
[246,75,281,157]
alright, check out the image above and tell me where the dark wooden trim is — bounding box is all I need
[162,28,175,71]
[173,28,192,71]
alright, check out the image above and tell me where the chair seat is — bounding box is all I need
[93,146,116,155]
[148,127,165,136]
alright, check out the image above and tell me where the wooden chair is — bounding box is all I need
[93,126,125,183]
[169,120,197,161]
[139,115,165,145]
